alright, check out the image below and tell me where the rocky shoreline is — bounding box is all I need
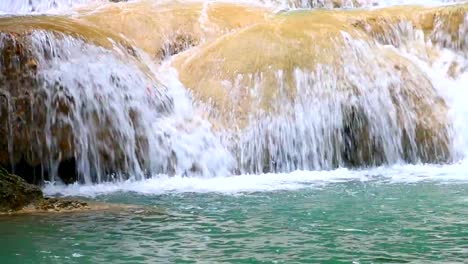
[6,199,144,215]
[0,167,157,215]
[1,167,96,214]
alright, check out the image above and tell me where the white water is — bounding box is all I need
[0,0,96,14]
[231,40,452,174]
[0,31,233,182]
[43,41,468,196]
[44,161,468,196]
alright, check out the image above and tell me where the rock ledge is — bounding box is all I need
[0,167,90,214]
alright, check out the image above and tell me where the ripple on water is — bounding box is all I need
[1,181,467,263]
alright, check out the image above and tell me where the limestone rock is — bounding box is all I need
[34,198,89,212]
[0,27,173,184]
[77,1,270,61]
[0,167,43,212]
[173,10,453,172]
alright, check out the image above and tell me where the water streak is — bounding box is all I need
[0,0,95,14]
[0,31,233,183]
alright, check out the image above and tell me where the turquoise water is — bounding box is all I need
[0,180,466,263]
[1,0,468,263]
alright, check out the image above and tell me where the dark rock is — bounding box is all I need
[156,34,198,60]
[0,166,91,213]
[0,167,43,212]
[0,31,67,184]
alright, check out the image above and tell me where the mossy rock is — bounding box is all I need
[0,167,43,212]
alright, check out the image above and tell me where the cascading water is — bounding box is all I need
[228,40,452,174]
[0,0,95,14]
[0,26,233,184]
[0,0,467,191]
[1,2,468,263]
[284,0,467,9]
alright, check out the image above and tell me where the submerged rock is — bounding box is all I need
[33,197,89,212]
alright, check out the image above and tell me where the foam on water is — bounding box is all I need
[43,160,468,197]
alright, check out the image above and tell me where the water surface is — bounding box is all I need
[1,179,466,263]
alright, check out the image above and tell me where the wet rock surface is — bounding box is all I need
[0,167,43,212]
[0,2,466,182]
[33,198,89,212]
[0,28,176,184]
[0,166,90,214]
[0,31,77,184]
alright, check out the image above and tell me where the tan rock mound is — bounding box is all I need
[1,2,462,177]
[345,4,468,49]
[77,0,272,60]
[173,10,452,172]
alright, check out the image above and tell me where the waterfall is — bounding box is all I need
[0,0,95,14]
[1,0,468,185]
[0,28,233,184]
[284,0,467,9]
